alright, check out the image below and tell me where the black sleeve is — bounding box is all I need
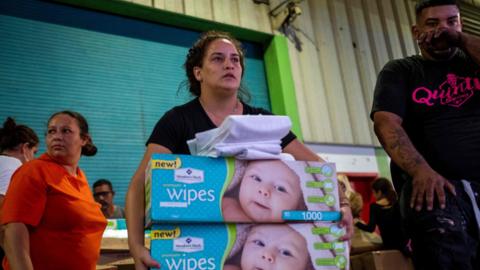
[281,131,297,149]
[370,60,409,120]
[146,108,185,152]
[355,204,379,233]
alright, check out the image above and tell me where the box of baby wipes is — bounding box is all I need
[150,223,349,270]
[145,154,341,226]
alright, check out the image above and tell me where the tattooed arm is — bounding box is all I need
[373,111,456,211]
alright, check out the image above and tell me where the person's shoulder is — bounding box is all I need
[8,156,56,188]
[18,154,63,177]
[18,155,47,171]
[163,98,200,118]
[172,98,200,112]
[370,203,383,210]
[0,156,22,170]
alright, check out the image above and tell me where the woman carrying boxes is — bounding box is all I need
[125,30,354,269]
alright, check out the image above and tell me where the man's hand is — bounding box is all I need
[418,28,462,50]
[410,167,456,211]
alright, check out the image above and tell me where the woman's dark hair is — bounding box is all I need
[372,177,398,205]
[183,30,251,102]
[0,117,39,153]
[47,111,97,156]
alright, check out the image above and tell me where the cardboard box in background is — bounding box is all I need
[350,228,383,255]
[350,250,414,270]
[145,154,341,225]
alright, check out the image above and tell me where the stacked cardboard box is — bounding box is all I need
[146,154,349,270]
[350,250,414,270]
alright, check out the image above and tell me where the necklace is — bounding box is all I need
[200,98,240,125]
[232,99,239,113]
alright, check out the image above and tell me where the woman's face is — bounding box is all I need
[193,38,242,96]
[16,143,38,164]
[22,144,38,163]
[46,114,86,164]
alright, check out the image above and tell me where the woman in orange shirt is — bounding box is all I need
[1,111,107,270]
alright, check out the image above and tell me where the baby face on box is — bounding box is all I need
[147,154,339,223]
[223,160,305,222]
[237,224,311,270]
[225,223,346,270]
[150,223,349,270]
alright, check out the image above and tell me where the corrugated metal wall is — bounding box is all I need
[291,0,419,146]
[123,0,478,147]
[130,0,273,33]
[294,0,478,146]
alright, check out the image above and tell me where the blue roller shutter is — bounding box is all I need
[0,0,271,206]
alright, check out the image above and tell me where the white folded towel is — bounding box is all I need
[215,142,282,160]
[188,115,292,160]
[219,115,291,143]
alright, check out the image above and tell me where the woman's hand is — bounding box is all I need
[338,205,354,241]
[132,245,160,270]
[126,144,171,270]
[353,217,364,225]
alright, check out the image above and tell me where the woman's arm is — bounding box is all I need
[3,222,33,270]
[283,139,324,162]
[126,143,171,270]
[355,204,378,233]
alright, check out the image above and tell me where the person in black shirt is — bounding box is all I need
[125,30,353,269]
[371,0,480,269]
[355,178,406,251]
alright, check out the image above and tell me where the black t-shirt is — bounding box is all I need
[147,98,297,154]
[371,50,480,183]
[355,203,405,249]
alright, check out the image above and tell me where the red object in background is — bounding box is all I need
[343,173,378,224]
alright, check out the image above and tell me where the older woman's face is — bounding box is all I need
[46,114,86,163]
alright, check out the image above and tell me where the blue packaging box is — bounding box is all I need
[106,218,127,230]
[150,223,349,270]
[145,154,341,225]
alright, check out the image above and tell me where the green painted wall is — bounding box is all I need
[375,147,391,179]
[264,36,303,140]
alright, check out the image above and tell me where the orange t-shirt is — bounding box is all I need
[1,153,107,270]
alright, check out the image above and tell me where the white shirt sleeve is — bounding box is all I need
[0,156,22,195]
